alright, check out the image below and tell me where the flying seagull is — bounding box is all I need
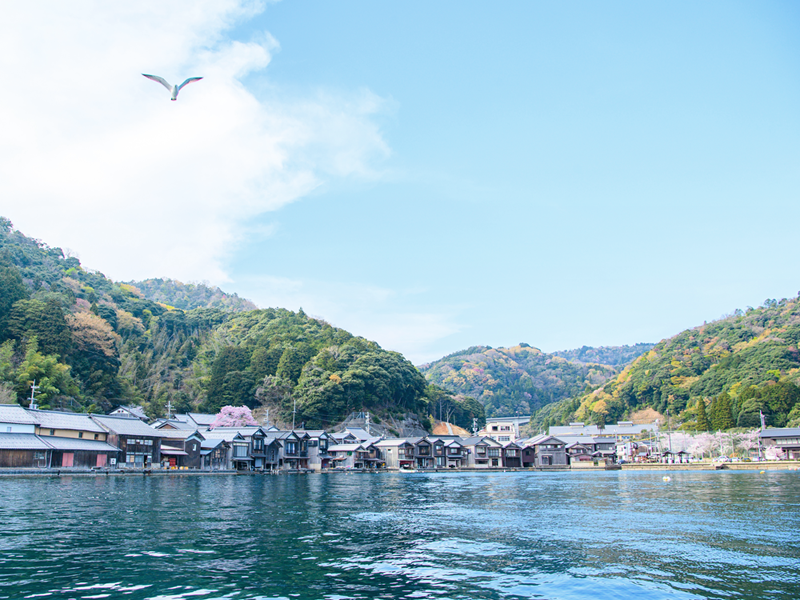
[142,74,203,101]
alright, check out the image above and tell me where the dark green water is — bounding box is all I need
[0,470,798,600]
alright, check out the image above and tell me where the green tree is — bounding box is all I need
[709,392,735,430]
[6,298,71,357]
[695,397,709,431]
[0,265,29,340]
[14,339,79,407]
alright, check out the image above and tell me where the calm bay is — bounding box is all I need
[1,470,798,600]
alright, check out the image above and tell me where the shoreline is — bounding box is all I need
[1,461,798,477]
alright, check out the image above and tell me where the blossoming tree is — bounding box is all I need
[210,405,259,429]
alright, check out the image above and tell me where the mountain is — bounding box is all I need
[0,218,475,431]
[418,342,653,419]
[551,343,655,366]
[127,278,258,312]
[531,298,800,431]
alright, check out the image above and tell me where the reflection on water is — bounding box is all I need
[0,470,798,600]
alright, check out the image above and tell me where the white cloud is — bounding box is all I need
[237,276,464,364]
[0,1,390,283]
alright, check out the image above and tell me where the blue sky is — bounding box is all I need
[2,1,799,363]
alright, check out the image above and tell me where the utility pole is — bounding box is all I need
[473,418,478,436]
[292,397,297,431]
[365,412,371,436]
[667,407,673,455]
[29,380,40,410]
[166,399,173,420]
[266,408,270,428]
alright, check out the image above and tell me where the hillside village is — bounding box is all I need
[1,404,797,473]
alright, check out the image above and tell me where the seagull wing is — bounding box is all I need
[142,74,173,91]
[177,76,203,91]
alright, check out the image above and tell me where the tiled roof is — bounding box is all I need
[187,413,216,426]
[201,430,243,442]
[201,438,227,449]
[31,410,106,433]
[156,429,204,440]
[153,419,196,430]
[42,437,119,452]
[760,428,800,438]
[91,415,162,437]
[0,404,39,425]
[329,443,364,452]
[0,433,51,450]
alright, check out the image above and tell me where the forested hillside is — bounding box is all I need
[0,218,483,430]
[128,278,258,312]
[418,343,651,418]
[532,298,800,431]
[551,343,655,366]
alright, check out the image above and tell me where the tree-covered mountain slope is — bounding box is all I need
[551,343,655,366]
[127,278,258,312]
[418,342,652,418]
[531,298,800,431]
[0,218,484,430]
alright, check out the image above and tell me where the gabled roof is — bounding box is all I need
[0,432,51,450]
[344,427,372,440]
[152,419,196,430]
[303,430,329,438]
[201,438,227,450]
[109,405,148,421]
[0,404,39,425]
[31,410,106,433]
[91,415,161,437]
[521,434,565,447]
[187,413,216,426]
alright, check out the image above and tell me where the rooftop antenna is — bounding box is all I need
[29,380,40,410]
[166,399,173,420]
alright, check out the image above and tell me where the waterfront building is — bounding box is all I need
[374,438,416,469]
[502,440,524,467]
[304,430,333,471]
[520,435,568,467]
[759,428,800,460]
[156,429,205,469]
[461,436,503,468]
[91,414,163,468]
[201,437,229,470]
[429,436,466,468]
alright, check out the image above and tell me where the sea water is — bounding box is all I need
[0,470,798,600]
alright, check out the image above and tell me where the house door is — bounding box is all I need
[96,454,107,467]
[62,453,74,467]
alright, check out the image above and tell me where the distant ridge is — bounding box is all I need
[127,278,258,312]
[419,343,653,419]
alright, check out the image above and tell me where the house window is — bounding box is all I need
[488,448,500,457]
[94,434,99,440]
[5,426,10,432]
[78,432,83,439]
[50,429,55,435]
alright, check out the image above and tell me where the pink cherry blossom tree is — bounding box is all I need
[210,405,259,429]
[764,446,786,461]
